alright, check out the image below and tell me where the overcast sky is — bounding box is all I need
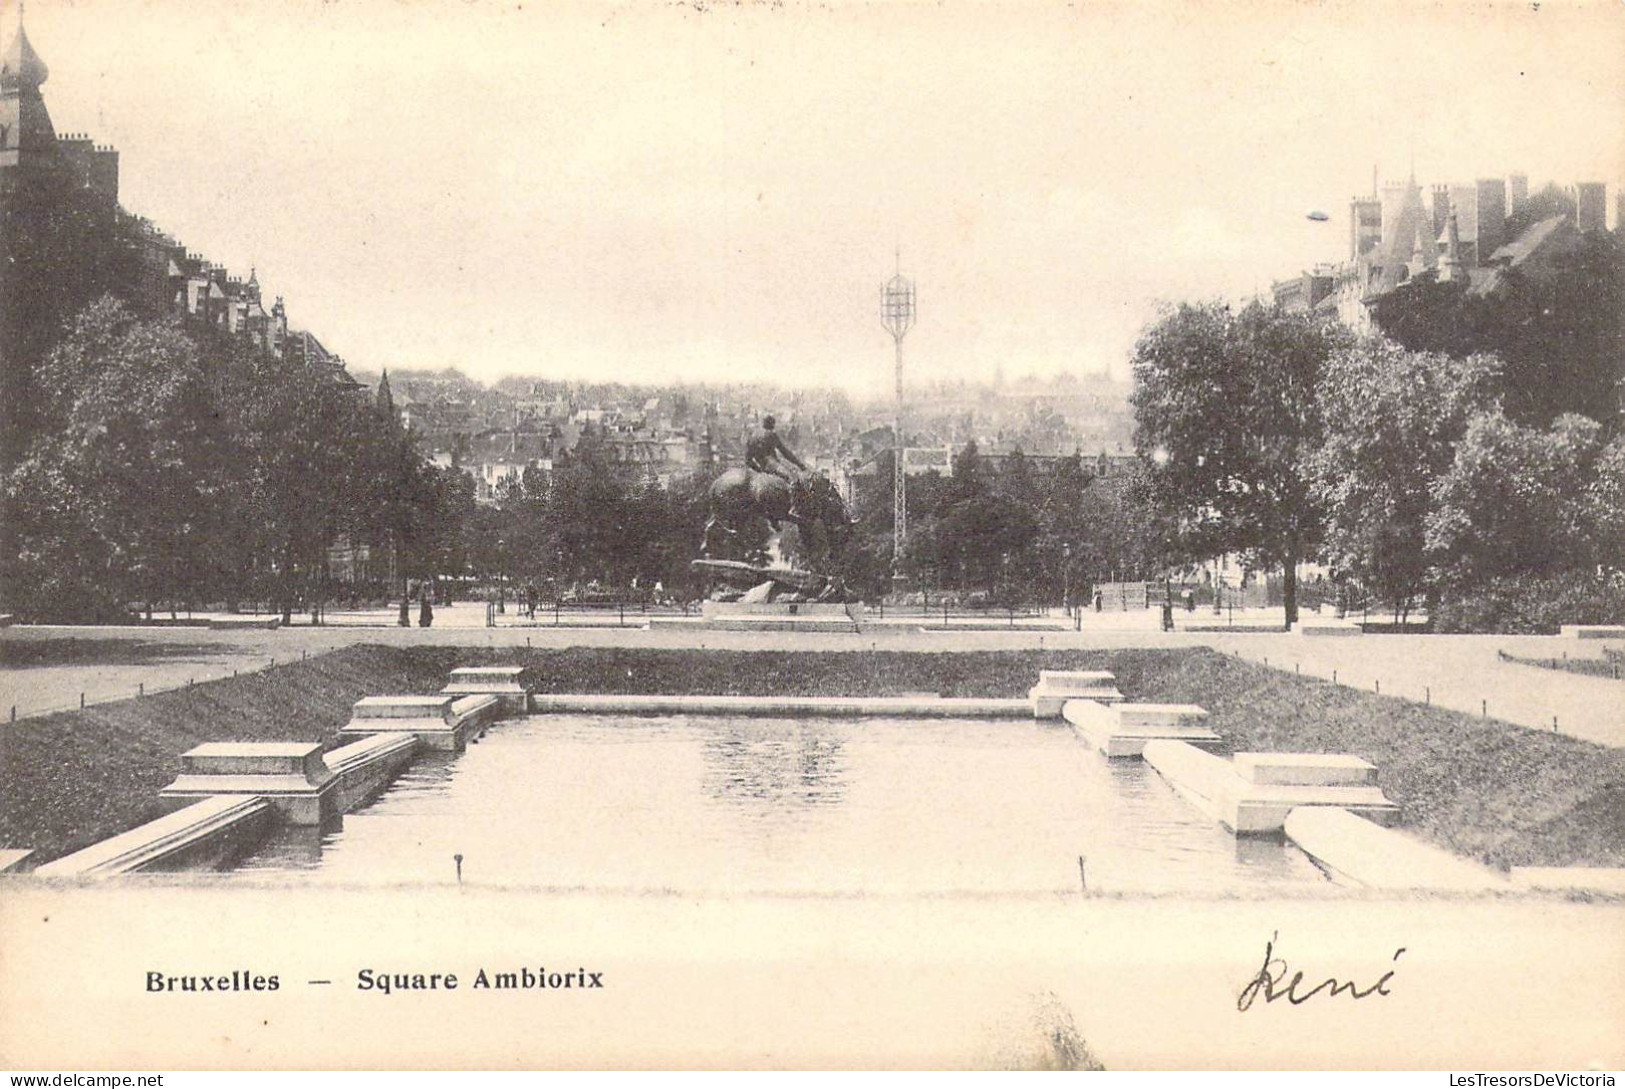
[10,0,1624,396]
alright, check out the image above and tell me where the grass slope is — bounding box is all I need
[0,646,450,862]
[1113,648,1625,872]
[4,644,1621,871]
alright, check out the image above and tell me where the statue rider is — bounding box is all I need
[746,414,810,516]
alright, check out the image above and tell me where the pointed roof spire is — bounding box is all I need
[2,0,50,92]
[375,368,396,419]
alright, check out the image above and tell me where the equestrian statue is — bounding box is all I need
[696,415,857,602]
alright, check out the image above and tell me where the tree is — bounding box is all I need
[1426,411,1608,585]
[12,297,240,615]
[1130,300,1349,624]
[1073,467,1166,587]
[1308,339,1502,620]
[1587,436,1625,574]
[222,338,370,618]
[0,179,145,467]
[1369,229,1624,428]
[545,439,633,584]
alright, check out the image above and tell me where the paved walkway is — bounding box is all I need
[1206,630,1624,748]
[3,613,1620,747]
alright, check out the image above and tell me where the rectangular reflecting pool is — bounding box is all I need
[236,715,1331,895]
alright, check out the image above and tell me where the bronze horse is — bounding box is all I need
[701,468,856,568]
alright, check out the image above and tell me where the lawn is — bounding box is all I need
[3,643,1621,871]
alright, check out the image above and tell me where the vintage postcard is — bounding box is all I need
[1,0,1623,1072]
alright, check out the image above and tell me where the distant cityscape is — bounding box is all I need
[350,366,1136,506]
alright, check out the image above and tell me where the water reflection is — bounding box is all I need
[233,715,1331,896]
[239,820,334,871]
[700,720,847,811]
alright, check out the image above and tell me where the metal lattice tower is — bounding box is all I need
[880,249,916,566]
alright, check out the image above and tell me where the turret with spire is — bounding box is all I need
[375,369,396,423]
[1,0,58,174]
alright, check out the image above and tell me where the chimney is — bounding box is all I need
[1508,173,1529,217]
[1575,182,1606,234]
[1475,179,1506,266]
[1439,213,1464,283]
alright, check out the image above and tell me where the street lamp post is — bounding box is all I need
[496,538,506,614]
[1149,446,1176,631]
[1062,543,1072,616]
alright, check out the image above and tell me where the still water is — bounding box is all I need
[238,715,1330,895]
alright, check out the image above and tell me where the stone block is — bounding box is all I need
[0,848,35,874]
[1297,621,1363,637]
[352,695,457,722]
[207,616,280,630]
[341,715,467,752]
[1560,625,1625,640]
[35,796,273,876]
[525,693,1032,719]
[1509,867,1625,895]
[443,665,531,713]
[449,665,526,683]
[1038,670,1118,688]
[341,694,500,752]
[1284,806,1506,891]
[1234,752,1377,787]
[1029,670,1123,718]
[324,733,419,813]
[182,742,328,778]
[1064,700,1220,758]
[1142,740,1399,835]
[162,742,337,825]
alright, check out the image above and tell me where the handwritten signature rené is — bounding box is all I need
[1237,931,1406,1011]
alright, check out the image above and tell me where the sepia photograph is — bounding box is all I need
[1,0,1623,1074]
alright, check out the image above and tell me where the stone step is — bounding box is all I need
[1234,752,1377,787]
[324,733,419,813]
[1560,625,1625,640]
[206,616,280,630]
[449,665,526,682]
[1297,621,1363,637]
[0,848,35,874]
[526,693,1032,719]
[1283,806,1505,891]
[162,742,336,825]
[1142,740,1399,835]
[1111,703,1208,729]
[35,796,273,877]
[352,695,456,722]
[181,742,328,778]
[1036,670,1117,687]
[1509,867,1625,894]
[341,694,502,753]
[444,667,531,713]
[1029,672,1125,718]
[1063,700,1220,758]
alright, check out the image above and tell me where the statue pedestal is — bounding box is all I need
[694,600,866,632]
